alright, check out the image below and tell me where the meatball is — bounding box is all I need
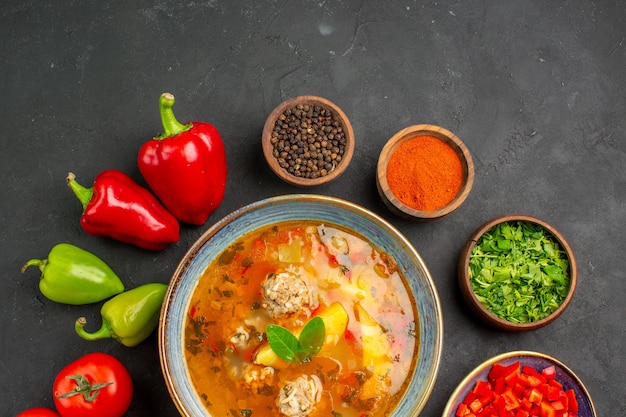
[262,271,318,318]
[276,374,323,417]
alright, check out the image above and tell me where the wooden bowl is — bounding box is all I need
[458,215,578,332]
[262,96,355,187]
[376,124,474,221]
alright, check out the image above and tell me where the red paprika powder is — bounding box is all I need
[386,135,462,211]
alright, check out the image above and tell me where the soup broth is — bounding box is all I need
[184,221,417,417]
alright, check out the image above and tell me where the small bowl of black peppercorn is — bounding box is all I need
[262,95,355,187]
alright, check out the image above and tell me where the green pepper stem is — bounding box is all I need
[75,316,115,342]
[66,172,93,211]
[156,92,192,139]
[21,258,46,274]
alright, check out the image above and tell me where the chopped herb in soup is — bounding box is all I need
[184,222,418,417]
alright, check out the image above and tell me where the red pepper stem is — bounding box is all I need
[156,92,192,139]
[66,172,93,211]
[75,316,115,342]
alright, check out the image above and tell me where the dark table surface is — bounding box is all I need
[2,1,624,416]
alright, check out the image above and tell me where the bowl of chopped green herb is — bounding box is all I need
[458,215,577,332]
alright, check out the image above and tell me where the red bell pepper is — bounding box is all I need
[67,170,179,250]
[138,93,227,225]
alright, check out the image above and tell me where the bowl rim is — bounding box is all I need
[441,350,597,417]
[458,214,578,331]
[261,95,355,187]
[158,194,444,417]
[376,124,475,221]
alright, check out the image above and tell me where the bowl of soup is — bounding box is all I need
[159,194,443,417]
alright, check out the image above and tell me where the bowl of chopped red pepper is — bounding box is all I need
[376,124,475,221]
[458,215,577,332]
[262,96,355,187]
[442,350,597,417]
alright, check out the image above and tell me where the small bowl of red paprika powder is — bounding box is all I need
[376,124,475,221]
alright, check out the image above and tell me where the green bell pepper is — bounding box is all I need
[74,282,167,347]
[21,243,125,305]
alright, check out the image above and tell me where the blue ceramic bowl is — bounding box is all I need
[442,351,597,417]
[159,194,443,417]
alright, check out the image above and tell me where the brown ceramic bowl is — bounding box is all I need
[376,124,474,221]
[458,215,578,332]
[262,96,355,187]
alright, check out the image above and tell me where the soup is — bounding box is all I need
[184,221,417,417]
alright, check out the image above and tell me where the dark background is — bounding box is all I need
[1,1,624,416]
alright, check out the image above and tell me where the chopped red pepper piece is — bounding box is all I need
[464,392,478,406]
[456,402,471,417]
[494,376,506,394]
[565,389,578,413]
[489,362,520,380]
[526,387,543,404]
[470,399,484,413]
[521,366,547,386]
[477,405,498,417]
[548,378,563,390]
[501,388,521,411]
[474,380,493,396]
[540,401,556,417]
[547,385,562,401]
[551,400,565,411]
[541,365,557,380]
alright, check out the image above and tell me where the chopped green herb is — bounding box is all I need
[242,257,253,268]
[185,313,215,355]
[218,241,244,265]
[468,220,571,323]
[266,316,326,363]
[257,383,276,396]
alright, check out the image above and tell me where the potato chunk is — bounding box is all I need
[354,303,393,401]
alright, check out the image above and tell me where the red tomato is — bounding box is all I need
[52,352,133,417]
[16,408,60,417]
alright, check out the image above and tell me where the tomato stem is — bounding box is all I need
[56,374,113,402]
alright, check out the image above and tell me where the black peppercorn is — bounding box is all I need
[270,104,346,180]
